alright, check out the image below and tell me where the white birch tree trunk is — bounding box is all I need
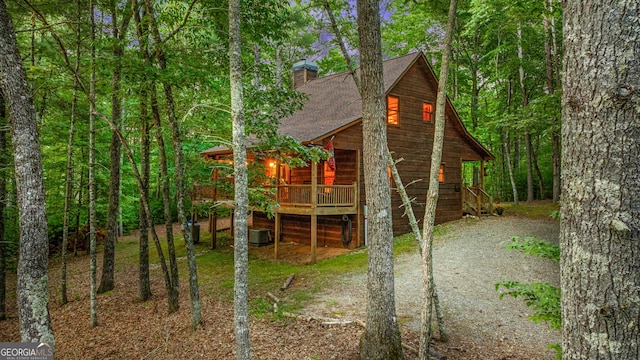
[419,1,457,358]
[88,0,98,328]
[229,0,251,357]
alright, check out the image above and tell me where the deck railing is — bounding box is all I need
[276,183,357,207]
[193,183,357,208]
[462,186,494,216]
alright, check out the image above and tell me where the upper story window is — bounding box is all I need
[438,164,445,183]
[387,95,399,125]
[423,103,433,122]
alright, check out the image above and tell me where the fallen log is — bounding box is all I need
[280,273,295,291]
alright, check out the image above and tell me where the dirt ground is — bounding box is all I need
[0,215,560,359]
[299,216,561,359]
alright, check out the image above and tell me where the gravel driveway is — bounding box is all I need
[301,216,561,359]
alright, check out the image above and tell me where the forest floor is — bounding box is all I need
[0,208,560,359]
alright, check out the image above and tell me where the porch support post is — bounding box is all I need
[480,160,485,190]
[211,166,219,250]
[476,190,482,217]
[274,212,280,260]
[311,159,318,264]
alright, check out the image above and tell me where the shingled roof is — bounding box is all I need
[202,53,418,156]
[276,52,419,143]
[202,52,493,160]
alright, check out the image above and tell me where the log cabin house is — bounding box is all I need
[199,52,494,263]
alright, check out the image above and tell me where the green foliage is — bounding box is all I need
[500,232,562,358]
[496,282,561,327]
[149,197,178,225]
[506,236,559,262]
[548,343,562,360]
[549,210,560,221]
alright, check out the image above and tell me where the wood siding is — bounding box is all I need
[252,56,489,247]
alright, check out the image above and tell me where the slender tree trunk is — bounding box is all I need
[132,0,179,311]
[549,0,560,90]
[0,92,6,321]
[544,2,561,203]
[0,0,53,342]
[138,83,152,302]
[356,1,403,359]
[470,30,480,186]
[61,0,82,305]
[144,0,201,327]
[532,141,545,199]
[552,131,560,202]
[504,132,519,204]
[88,0,98,327]
[419,1,457,358]
[151,82,180,313]
[517,24,534,203]
[561,1,640,358]
[99,0,132,294]
[74,149,85,257]
[329,3,447,342]
[229,0,251,357]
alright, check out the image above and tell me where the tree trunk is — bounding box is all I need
[74,149,85,257]
[88,0,98,327]
[138,81,152,302]
[133,1,179,312]
[144,0,202,327]
[61,0,82,305]
[561,1,640,358]
[0,0,53,342]
[419,0,457,358]
[552,131,560,202]
[356,1,403,359]
[543,2,561,203]
[517,24,534,204]
[503,132,518,204]
[229,0,251,357]
[99,0,132,294]
[0,92,6,321]
[532,139,545,199]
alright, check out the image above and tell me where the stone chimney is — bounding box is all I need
[292,58,318,89]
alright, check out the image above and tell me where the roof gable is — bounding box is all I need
[202,52,493,160]
[278,52,420,143]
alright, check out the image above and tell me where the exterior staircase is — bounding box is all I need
[462,186,495,216]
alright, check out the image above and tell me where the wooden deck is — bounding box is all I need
[194,183,358,216]
[194,182,359,264]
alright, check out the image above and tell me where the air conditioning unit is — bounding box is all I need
[249,229,271,246]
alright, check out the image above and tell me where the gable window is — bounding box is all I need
[438,164,445,183]
[387,95,399,125]
[423,103,433,122]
